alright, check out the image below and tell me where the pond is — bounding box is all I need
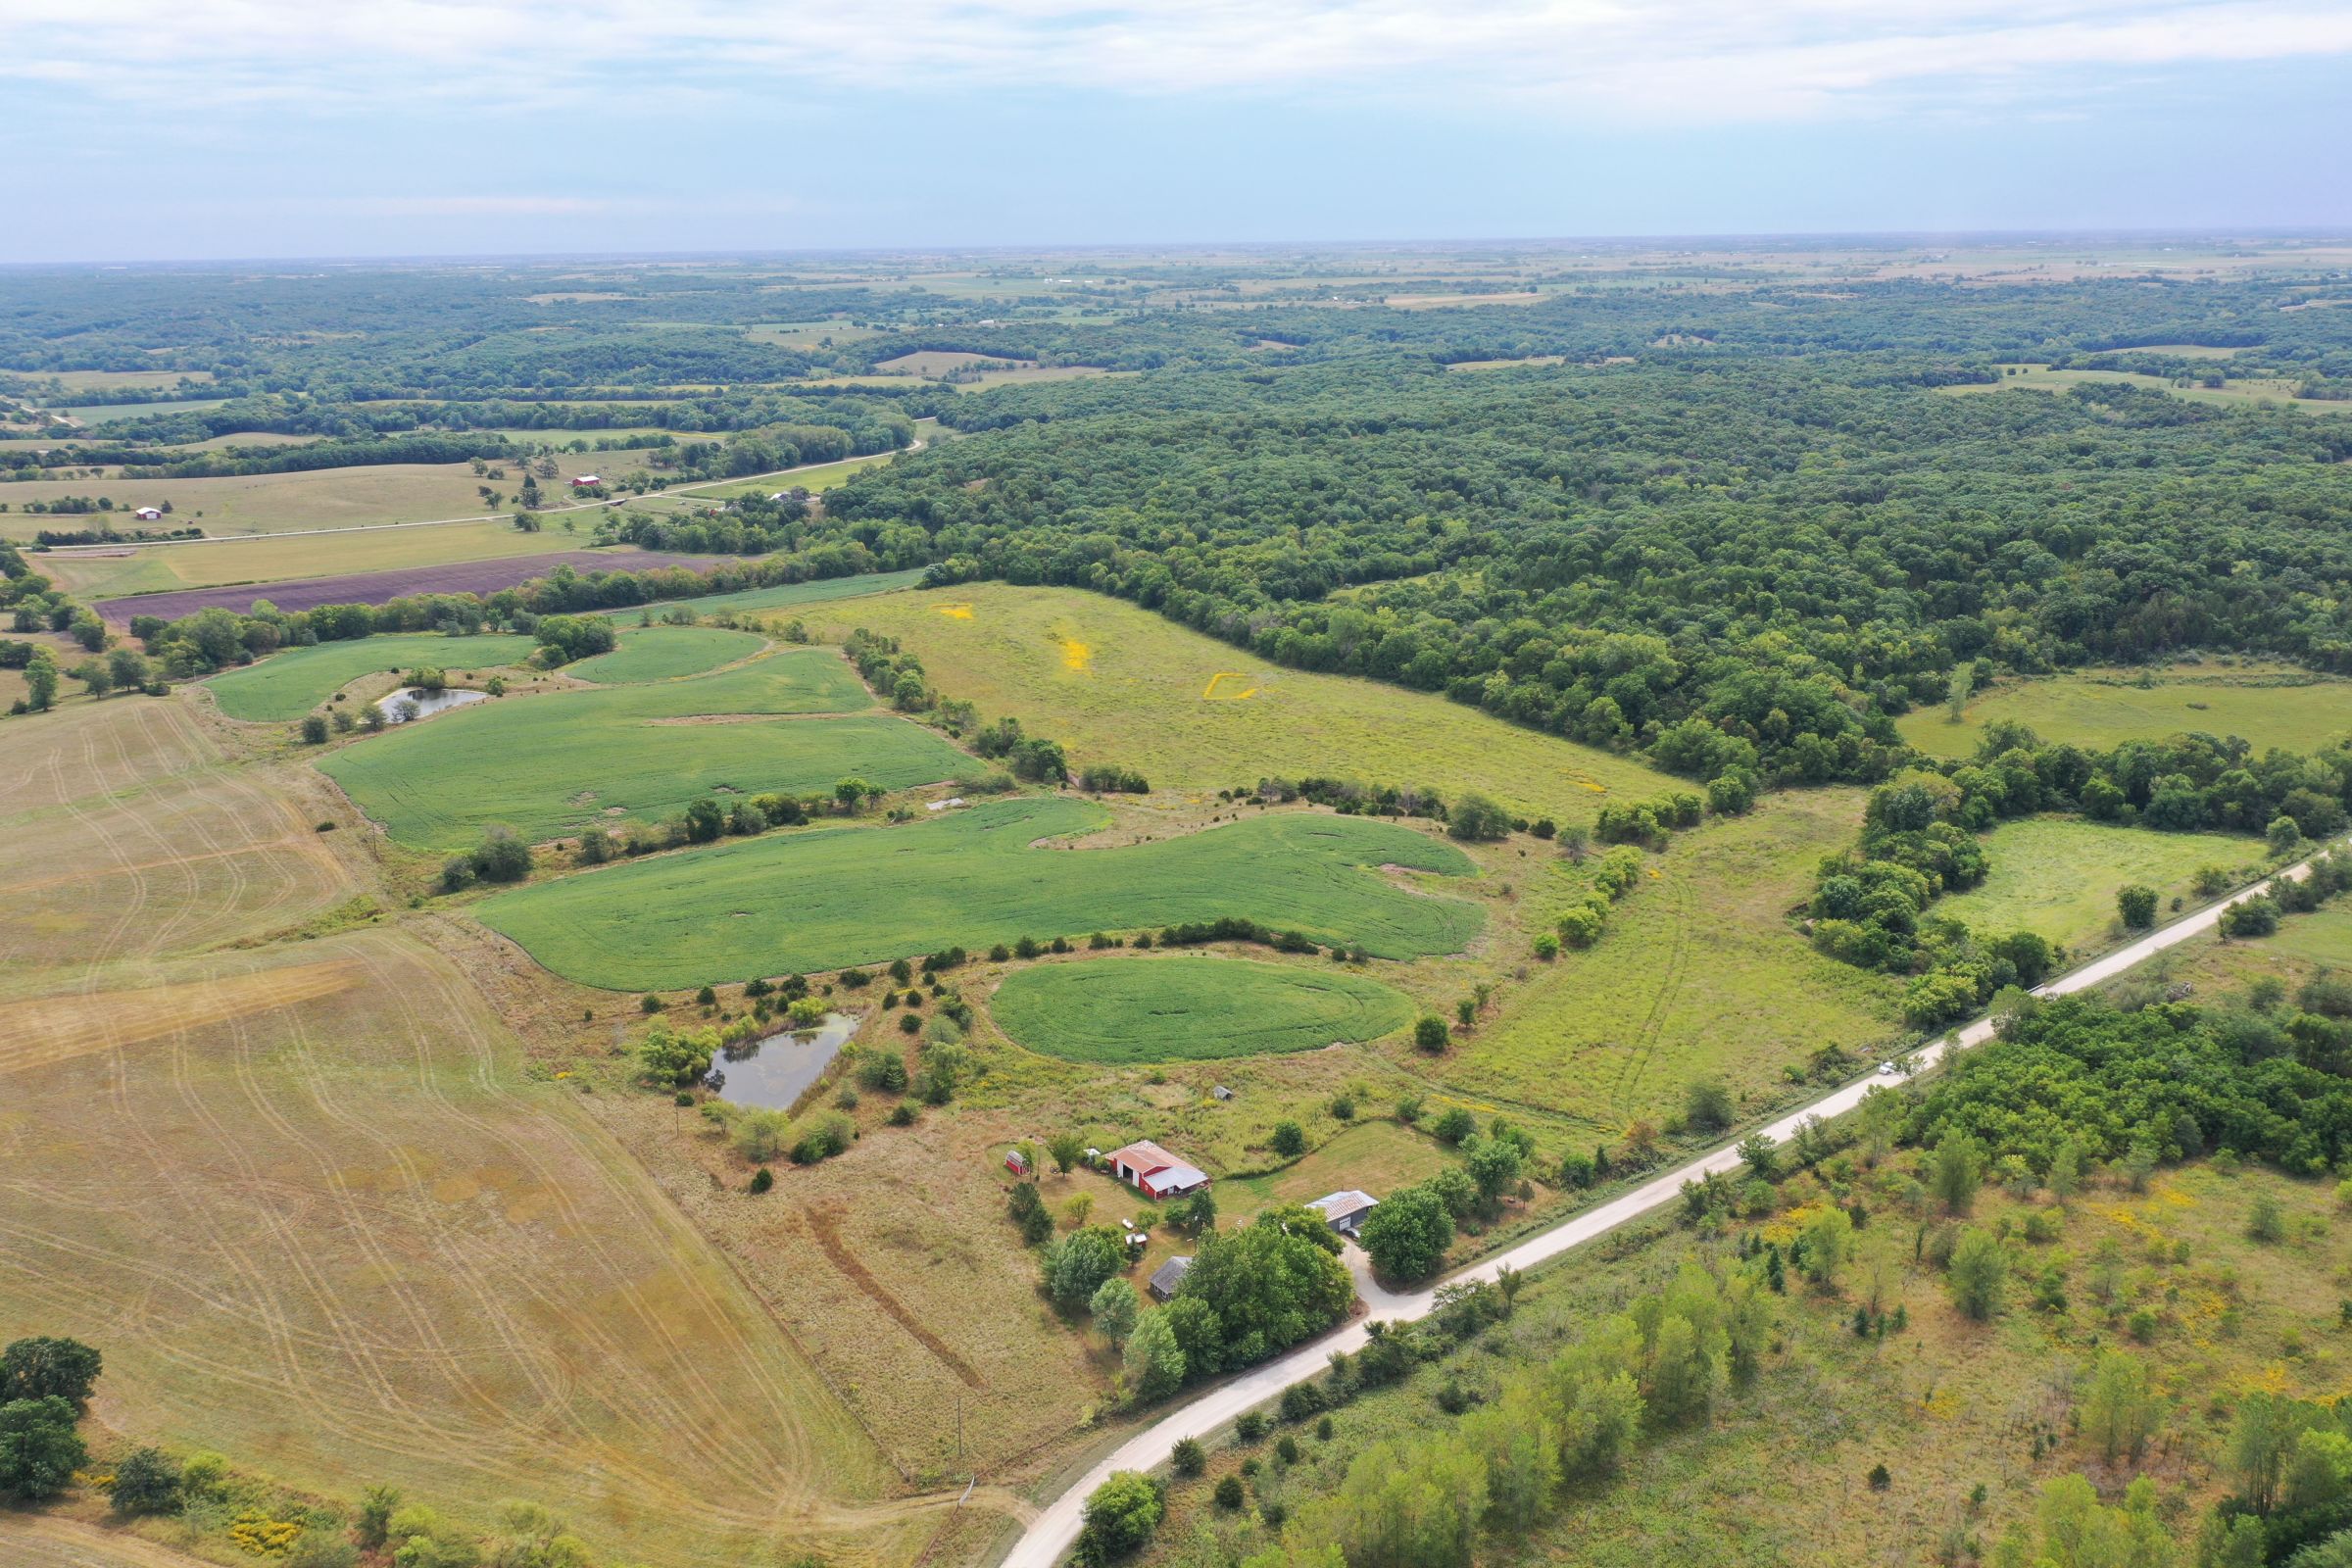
[703,1012,858,1110]
[376,686,487,724]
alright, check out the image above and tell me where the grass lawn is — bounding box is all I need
[48,520,601,602]
[1935,816,2262,952]
[1899,662,2352,759]
[1221,1119,1458,1210]
[821,584,1680,829]
[989,955,1416,1063]
[320,653,944,849]
[476,798,1482,991]
[598,567,927,621]
[567,625,765,683]
[1443,789,1901,1136]
[207,632,539,721]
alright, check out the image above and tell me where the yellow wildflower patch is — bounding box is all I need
[1056,636,1093,672]
[934,603,974,619]
[1202,672,1258,701]
[230,1510,302,1556]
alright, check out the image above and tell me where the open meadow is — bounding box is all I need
[1934,815,2261,953]
[819,584,1680,828]
[597,567,927,620]
[987,954,1416,1063]
[320,650,960,850]
[476,797,1481,990]
[1435,788,1902,1137]
[1899,662,2352,759]
[1937,363,2352,416]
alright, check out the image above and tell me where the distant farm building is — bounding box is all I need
[1148,1255,1194,1301]
[1307,1190,1380,1239]
[133,506,163,521]
[570,474,603,487]
[1004,1148,1031,1177]
[1106,1140,1210,1200]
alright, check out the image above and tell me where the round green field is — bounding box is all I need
[567,625,766,684]
[990,956,1417,1063]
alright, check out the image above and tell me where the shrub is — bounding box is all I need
[1171,1437,1205,1477]
[108,1446,182,1516]
[749,1167,774,1194]
[1413,1015,1451,1054]
[1213,1476,1245,1510]
[1271,1120,1306,1158]
[1235,1410,1267,1443]
[299,713,328,745]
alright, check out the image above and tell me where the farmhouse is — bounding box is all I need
[1306,1189,1380,1239]
[1148,1255,1193,1302]
[1105,1139,1210,1200]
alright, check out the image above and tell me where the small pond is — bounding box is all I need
[703,1012,858,1110]
[376,686,487,723]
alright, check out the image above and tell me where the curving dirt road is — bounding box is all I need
[997,840,2343,1568]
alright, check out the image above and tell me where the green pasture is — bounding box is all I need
[319,651,939,849]
[208,632,538,721]
[1900,664,2352,759]
[474,798,1482,991]
[567,625,765,683]
[599,568,926,622]
[1936,816,2264,952]
[988,955,1416,1063]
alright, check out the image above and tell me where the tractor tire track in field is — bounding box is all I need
[1606,867,1692,1124]
[806,1207,986,1390]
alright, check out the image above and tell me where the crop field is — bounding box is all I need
[321,656,956,849]
[477,798,1481,990]
[96,547,720,625]
[599,567,927,620]
[0,926,909,1568]
[671,450,907,500]
[820,585,1680,827]
[988,955,1416,1063]
[1934,816,2260,953]
[1899,663,2352,758]
[0,688,927,1567]
[207,632,539,721]
[46,520,595,602]
[1441,789,1901,1135]
[0,465,535,542]
[567,625,765,683]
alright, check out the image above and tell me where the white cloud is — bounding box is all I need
[3,0,2346,121]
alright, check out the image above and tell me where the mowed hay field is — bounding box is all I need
[567,624,765,683]
[1439,789,1901,1135]
[818,585,1680,827]
[0,698,365,973]
[477,797,1481,990]
[0,693,936,1568]
[208,632,539,721]
[988,954,1416,1063]
[321,653,957,850]
[1934,815,2262,953]
[1899,663,2352,759]
[0,465,537,542]
[42,520,596,603]
[0,927,912,1568]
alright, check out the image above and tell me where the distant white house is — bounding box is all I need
[1306,1190,1380,1239]
[1106,1140,1210,1200]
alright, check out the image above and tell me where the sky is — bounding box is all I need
[2,0,2349,263]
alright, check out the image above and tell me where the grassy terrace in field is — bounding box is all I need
[567,624,765,683]
[988,954,1416,1062]
[818,584,1680,828]
[1899,663,2352,759]
[598,567,927,621]
[476,797,1481,991]
[1934,815,2261,953]
[208,631,538,720]
[321,651,955,849]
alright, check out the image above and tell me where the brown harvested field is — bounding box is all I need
[91,548,724,623]
[0,692,979,1568]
